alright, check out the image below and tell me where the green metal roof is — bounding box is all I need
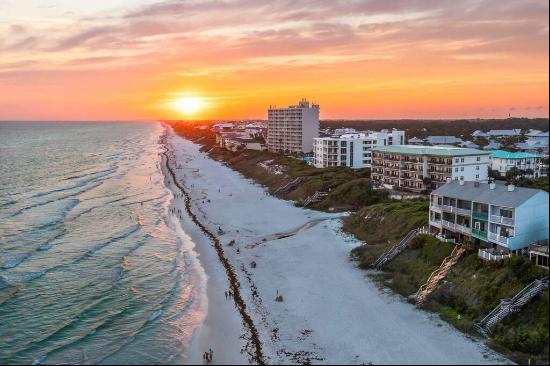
[371,145,489,156]
[490,150,542,159]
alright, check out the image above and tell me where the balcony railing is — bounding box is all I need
[478,249,511,261]
[488,232,511,245]
[472,228,488,240]
[490,215,515,226]
[429,219,442,227]
[430,204,442,211]
[455,207,471,216]
[472,212,489,221]
[442,220,455,230]
[456,224,471,235]
[442,204,455,213]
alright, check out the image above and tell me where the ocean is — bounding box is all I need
[0,121,204,364]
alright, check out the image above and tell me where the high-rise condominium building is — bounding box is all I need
[371,145,490,192]
[313,129,406,169]
[267,99,319,154]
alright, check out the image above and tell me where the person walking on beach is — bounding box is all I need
[209,348,213,362]
[224,291,228,299]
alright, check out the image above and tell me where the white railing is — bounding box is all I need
[488,232,510,245]
[431,204,442,211]
[456,224,471,235]
[429,219,442,227]
[455,207,471,216]
[436,235,456,243]
[442,204,455,212]
[478,249,511,261]
[490,215,515,226]
[442,220,456,230]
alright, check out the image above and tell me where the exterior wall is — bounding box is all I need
[510,192,549,250]
[267,99,319,154]
[450,155,489,182]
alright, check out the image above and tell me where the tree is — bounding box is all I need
[505,167,522,183]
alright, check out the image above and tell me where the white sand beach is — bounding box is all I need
[162,125,511,365]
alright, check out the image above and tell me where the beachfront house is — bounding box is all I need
[429,180,549,254]
[408,137,424,145]
[489,150,548,178]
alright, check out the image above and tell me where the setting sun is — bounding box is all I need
[173,97,205,115]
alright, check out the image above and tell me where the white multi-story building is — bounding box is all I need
[267,99,319,154]
[371,145,490,192]
[313,130,405,169]
[489,150,547,178]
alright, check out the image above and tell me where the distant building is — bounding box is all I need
[429,180,549,253]
[425,136,463,145]
[486,129,522,138]
[408,137,424,145]
[267,99,319,154]
[516,139,549,155]
[489,150,547,178]
[313,130,405,169]
[460,141,480,149]
[218,133,265,152]
[333,128,357,136]
[472,130,487,138]
[483,141,502,151]
[371,145,489,192]
[525,130,549,145]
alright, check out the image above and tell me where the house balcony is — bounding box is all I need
[456,224,471,235]
[430,204,442,212]
[430,219,442,228]
[490,215,515,226]
[441,220,456,230]
[455,207,471,216]
[472,228,488,240]
[441,204,455,213]
[472,212,489,221]
[489,232,511,245]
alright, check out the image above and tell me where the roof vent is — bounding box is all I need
[474,181,480,187]
[459,179,465,186]
[507,184,515,192]
[446,177,452,184]
[489,182,496,190]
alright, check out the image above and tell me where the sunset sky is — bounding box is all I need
[1,0,548,121]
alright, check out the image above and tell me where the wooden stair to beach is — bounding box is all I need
[372,229,419,270]
[414,244,467,304]
[474,277,549,336]
[274,177,305,195]
[303,191,328,207]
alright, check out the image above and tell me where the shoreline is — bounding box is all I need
[161,125,511,364]
[160,130,264,364]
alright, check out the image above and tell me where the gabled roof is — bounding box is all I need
[487,129,522,136]
[425,136,463,144]
[432,181,546,208]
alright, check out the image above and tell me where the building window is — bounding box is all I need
[476,156,481,161]
[476,166,480,170]
[461,167,464,171]
[460,176,464,180]
[461,158,465,163]
[455,158,459,163]
[455,167,459,172]
[476,174,479,179]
